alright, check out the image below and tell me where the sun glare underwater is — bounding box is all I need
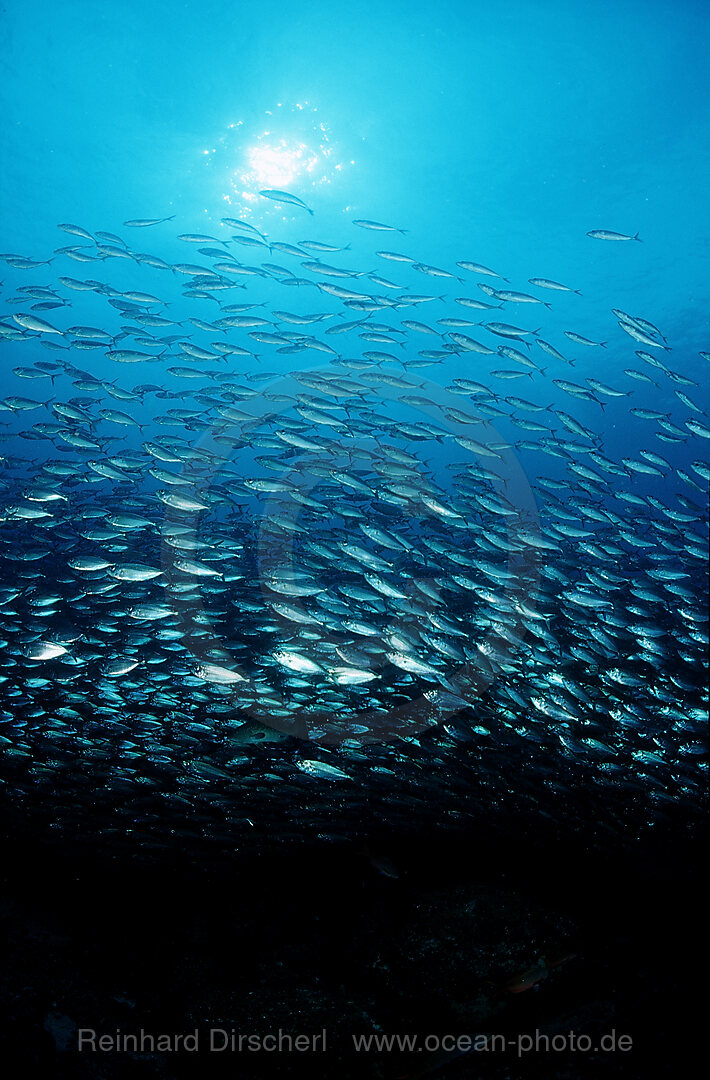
[0,0,707,861]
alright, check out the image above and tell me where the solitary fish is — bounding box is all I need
[57,223,94,240]
[123,215,176,227]
[457,261,508,280]
[496,289,552,309]
[587,229,641,241]
[483,322,539,339]
[299,240,351,252]
[195,663,246,684]
[221,217,267,238]
[13,313,64,335]
[564,331,607,347]
[529,277,581,294]
[376,250,415,262]
[352,219,407,234]
[259,189,314,215]
[22,641,68,661]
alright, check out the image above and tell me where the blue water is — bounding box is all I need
[0,1,708,852]
[2,2,708,453]
[2,1,709,324]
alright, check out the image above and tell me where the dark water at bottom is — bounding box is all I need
[0,800,703,1079]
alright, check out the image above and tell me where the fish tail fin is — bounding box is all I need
[502,276,510,283]
[167,214,175,221]
[544,302,553,309]
[307,208,314,216]
[633,232,642,241]
[574,289,583,295]
[600,341,608,348]
[398,228,409,235]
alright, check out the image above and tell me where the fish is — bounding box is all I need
[352,219,407,233]
[496,289,552,309]
[586,229,641,241]
[221,217,267,238]
[457,261,508,280]
[376,251,415,263]
[483,322,539,339]
[529,277,581,294]
[564,331,607,347]
[0,183,704,873]
[122,215,176,227]
[447,333,496,354]
[259,189,314,215]
[13,313,64,335]
[299,240,351,253]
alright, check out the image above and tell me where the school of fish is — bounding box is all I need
[0,193,707,855]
